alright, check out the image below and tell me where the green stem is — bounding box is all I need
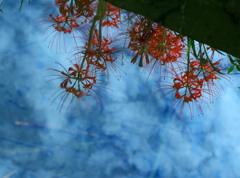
[80,0,106,71]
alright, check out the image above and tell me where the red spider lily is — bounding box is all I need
[155,52,233,118]
[172,72,207,118]
[190,57,233,103]
[45,59,110,112]
[74,0,97,21]
[54,0,97,20]
[146,25,185,78]
[40,2,235,119]
[39,20,67,53]
[39,0,96,52]
[127,16,153,67]
[127,16,184,77]
[39,13,82,53]
[149,31,184,64]
[101,3,121,28]
[154,62,222,119]
[48,13,84,34]
[73,30,124,79]
[188,57,232,83]
[188,59,221,82]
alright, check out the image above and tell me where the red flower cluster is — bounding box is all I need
[44,0,122,111]
[79,32,118,71]
[102,3,121,28]
[127,16,184,69]
[42,0,232,118]
[156,55,231,118]
[50,0,96,33]
[47,59,108,112]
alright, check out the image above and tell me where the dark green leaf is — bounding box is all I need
[236,65,240,71]
[228,55,235,64]
[198,42,202,56]
[0,0,4,13]
[19,0,24,11]
[19,0,30,11]
[199,57,208,64]
[186,37,192,58]
[236,59,240,65]
[228,65,234,74]
[215,49,225,56]
[191,39,198,58]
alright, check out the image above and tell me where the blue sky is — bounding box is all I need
[1,0,240,177]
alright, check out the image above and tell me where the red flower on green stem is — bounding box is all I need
[46,59,109,112]
[149,31,184,64]
[74,30,124,79]
[126,16,153,67]
[127,16,184,78]
[155,63,217,119]
[101,3,121,28]
[39,0,97,52]
[73,0,97,21]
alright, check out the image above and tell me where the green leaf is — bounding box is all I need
[228,65,234,74]
[19,0,30,11]
[186,37,192,58]
[215,49,225,56]
[0,0,4,12]
[236,59,240,65]
[195,43,208,64]
[238,87,240,89]
[236,65,240,71]
[191,39,198,58]
[19,0,24,11]
[228,55,235,64]
[199,57,208,64]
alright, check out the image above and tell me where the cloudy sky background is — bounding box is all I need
[1,0,240,177]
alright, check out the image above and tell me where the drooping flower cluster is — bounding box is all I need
[42,0,233,118]
[101,3,121,28]
[48,0,96,33]
[76,30,123,76]
[127,16,184,69]
[47,59,108,112]
[43,0,123,111]
[155,50,232,118]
